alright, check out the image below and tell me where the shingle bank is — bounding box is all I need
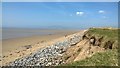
[8,30,86,66]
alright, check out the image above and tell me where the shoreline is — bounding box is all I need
[2,28,118,66]
[2,30,81,65]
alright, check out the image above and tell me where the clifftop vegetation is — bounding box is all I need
[65,28,119,66]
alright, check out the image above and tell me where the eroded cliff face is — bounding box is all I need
[62,30,118,64]
[62,33,105,64]
[82,31,118,50]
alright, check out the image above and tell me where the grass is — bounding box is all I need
[66,49,118,66]
[63,28,119,66]
[88,28,118,41]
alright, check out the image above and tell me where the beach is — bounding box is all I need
[2,29,79,65]
[2,2,118,66]
[1,28,118,66]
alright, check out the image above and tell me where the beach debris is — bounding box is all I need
[23,49,26,51]
[37,42,40,44]
[15,51,20,53]
[41,41,45,43]
[2,56,6,58]
[9,53,12,56]
[19,55,22,57]
[65,35,68,37]
[22,53,25,55]
[24,45,32,49]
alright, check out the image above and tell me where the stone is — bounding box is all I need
[24,45,32,49]
[8,32,84,66]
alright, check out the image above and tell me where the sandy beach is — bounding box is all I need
[2,2,118,66]
[1,28,118,66]
[2,29,79,65]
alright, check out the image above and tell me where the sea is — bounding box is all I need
[2,28,57,39]
[2,28,79,40]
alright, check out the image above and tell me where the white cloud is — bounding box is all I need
[98,10,105,14]
[102,16,108,19]
[76,11,84,16]
[76,12,80,15]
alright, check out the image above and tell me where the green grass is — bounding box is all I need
[88,28,118,41]
[87,28,119,49]
[66,49,118,66]
[63,28,119,66]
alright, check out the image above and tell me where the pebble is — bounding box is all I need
[2,56,6,58]
[10,53,12,55]
[8,32,84,66]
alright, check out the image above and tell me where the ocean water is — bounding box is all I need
[2,28,57,39]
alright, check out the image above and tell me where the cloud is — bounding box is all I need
[98,10,105,14]
[76,11,84,16]
[102,16,108,19]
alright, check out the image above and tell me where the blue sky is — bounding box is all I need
[2,0,120,2]
[2,2,118,29]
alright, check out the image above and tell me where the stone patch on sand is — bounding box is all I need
[7,31,85,66]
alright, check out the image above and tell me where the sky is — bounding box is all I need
[2,0,120,2]
[2,2,118,29]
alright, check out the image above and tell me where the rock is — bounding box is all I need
[8,32,84,66]
[58,54,62,56]
[2,56,6,58]
[24,45,32,49]
[10,53,12,55]
[46,62,52,66]
[16,51,20,53]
